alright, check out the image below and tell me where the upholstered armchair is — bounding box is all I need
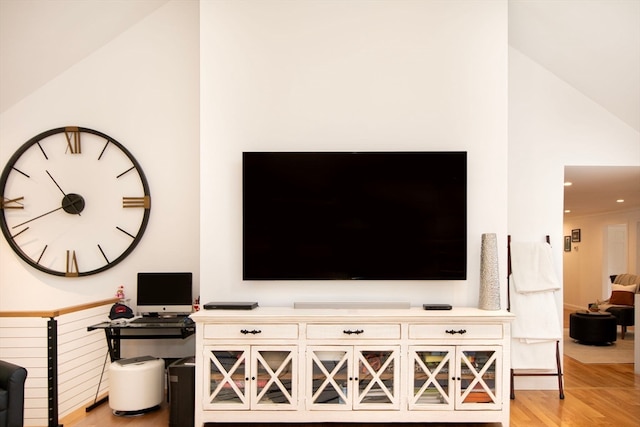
[0,360,27,427]
[597,274,640,339]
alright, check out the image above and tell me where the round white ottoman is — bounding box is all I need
[109,356,164,415]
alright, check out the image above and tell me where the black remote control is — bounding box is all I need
[423,304,452,310]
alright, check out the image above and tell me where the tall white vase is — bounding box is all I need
[479,233,500,310]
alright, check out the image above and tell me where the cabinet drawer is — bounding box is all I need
[307,324,400,340]
[409,324,503,340]
[204,323,298,339]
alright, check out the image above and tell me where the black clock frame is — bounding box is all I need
[0,126,151,277]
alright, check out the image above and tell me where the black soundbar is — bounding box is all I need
[204,302,258,310]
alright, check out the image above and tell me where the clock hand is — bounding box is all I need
[46,170,68,196]
[46,170,82,215]
[12,195,85,229]
[12,205,64,229]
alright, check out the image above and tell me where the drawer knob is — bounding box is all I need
[445,329,467,335]
[343,329,364,335]
[240,329,262,335]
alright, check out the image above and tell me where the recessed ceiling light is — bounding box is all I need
[564,182,572,186]
[564,209,571,213]
[616,199,625,203]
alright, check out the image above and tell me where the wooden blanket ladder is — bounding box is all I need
[507,234,565,399]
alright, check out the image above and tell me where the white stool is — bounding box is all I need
[109,356,164,415]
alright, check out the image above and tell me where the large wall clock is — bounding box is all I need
[0,127,151,277]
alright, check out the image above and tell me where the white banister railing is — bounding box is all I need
[0,298,118,427]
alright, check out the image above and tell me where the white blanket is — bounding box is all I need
[510,242,560,293]
[510,280,562,342]
[511,339,559,370]
[510,280,562,369]
[509,241,562,370]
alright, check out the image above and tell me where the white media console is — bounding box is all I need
[191,306,515,426]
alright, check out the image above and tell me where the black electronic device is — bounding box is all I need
[423,304,453,310]
[168,356,195,427]
[204,301,259,310]
[243,151,467,281]
[137,272,193,315]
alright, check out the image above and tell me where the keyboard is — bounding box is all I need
[130,316,186,324]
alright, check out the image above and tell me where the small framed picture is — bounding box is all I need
[564,236,571,252]
[571,229,581,242]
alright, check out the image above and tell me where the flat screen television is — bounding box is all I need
[136,272,193,315]
[243,151,467,280]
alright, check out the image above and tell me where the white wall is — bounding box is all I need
[0,1,200,314]
[200,0,509,308]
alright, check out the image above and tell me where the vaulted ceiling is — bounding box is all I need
[1,0,638,216]
[509,0,639,133]
[508,1,640,217]
[0,0,169,113]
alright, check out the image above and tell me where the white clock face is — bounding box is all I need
[0,127,151,276]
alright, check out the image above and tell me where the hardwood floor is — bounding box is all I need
[64,310,640,427]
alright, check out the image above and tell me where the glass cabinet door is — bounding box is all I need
[409,346,454,410]
[307,346,400,410]
[456,346,501,409]
[354,347,400,409]
[307,347,352,410]
[252,347,297,409]
[204,347,249,409]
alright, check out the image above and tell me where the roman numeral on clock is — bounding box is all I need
[65,250,79,277]
[122,196,150,209]
[1,196,24,209]
[64,127,81,154]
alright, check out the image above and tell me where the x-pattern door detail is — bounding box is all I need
[355,348,399,409]
[456,347,500,408]
[409,347,453,409]
[205,348,249,408]
[307,346,399,410]
[308,348,352,408]
[253,349,297,408]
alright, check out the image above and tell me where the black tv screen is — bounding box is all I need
[243,152,467,280]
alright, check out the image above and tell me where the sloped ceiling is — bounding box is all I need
[508,0,640,217]
[0,0,169,113]
[509,0,640,133]
[1,0,638,216]
[2,0,638,128]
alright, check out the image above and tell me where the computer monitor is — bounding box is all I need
[136,272,193,316]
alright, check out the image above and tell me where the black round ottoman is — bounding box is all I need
[569,312,617,345]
